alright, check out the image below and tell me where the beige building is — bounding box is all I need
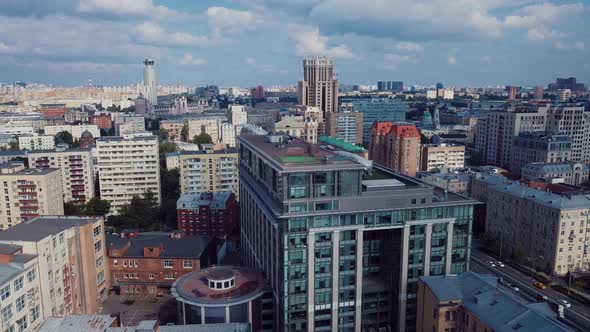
[44,124,101,139]
[273,115,318,144]
[27,148,95,204]
[420,144,465,171]
[179,147,239,197]
[298,57,338,118]
[325,110,363,145]
[0,164,63,230]
[0,216,109,317]
[472,174,590,275]
[547,104,590,162]
[509,132,572,175]
[369,121,421,177]
[18,134,55,150]
[96,133,160,215]
[0,243,44,332]
[188,117,222,143]
[160,120,186,141]
[417,272,572,332]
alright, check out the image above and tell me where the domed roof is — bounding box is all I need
[421,110,433,128]
[81,130,94,138]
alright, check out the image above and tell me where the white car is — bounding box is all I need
[507,283,519,291]
[559,300,572,308]
[496,261,505,268]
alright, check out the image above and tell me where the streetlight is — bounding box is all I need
[527,255,544,280]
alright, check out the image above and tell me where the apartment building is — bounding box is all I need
[472,174,590,275]
[179,148,239,197]
[420,144,465,172]
[0,244,44,332]
[0,164,63,230]
[187,117,223,142]
[44,125,101,139]
[369,121,421,176]
[0,216,109,317]
[27,148,95,204]
[416,272,572,332]
[522,162,590,186]
[475,104,548,169]
[160,120,186,141]
[96,133,160,215]
[106,230,218,296]
[238,135,477,332]
[90,113,112,130]
[325,111,363,145]
[176,192,238,238]
[546,104,590,163]
[509,132,572,175]
[18,134,55,150]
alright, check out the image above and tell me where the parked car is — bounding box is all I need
[496,261,505,268]
[533,281,547,290]
[559,300,572,308]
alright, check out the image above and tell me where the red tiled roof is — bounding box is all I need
[390,123,420,138]
[370,121,395,135]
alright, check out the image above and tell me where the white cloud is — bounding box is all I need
[289,25,354,59]
[481,55,492,65]
[395,42,423,52]
[132,22,212,47]
[575,41,585,51]
[179,53,207,65]
[383,52,418,70]
[17,59,127,72]
[504,3,584,42]
[245,57,257,65]
[447,56,458,65]
[77,0,183,19]
[206,7,259,37]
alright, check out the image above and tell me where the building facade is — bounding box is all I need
[160,120,186,141]
[238,135,477,332]
[0,165,63,230]
[143,59,157,105]
[522,162,590,186]
[44,125,101,139]
[90,112,112,130]
[176,192,239,238]
[420,144,465,172]
[298,57,338,118]
[325,111,363,145]
[369,122,421,177]
[0,216,109,317]
[96,133,161,215]
[18,134,55,150]
[351,99,407,145]
[178,149,239,197]
[546,104,590,163]
[27,149,95,204]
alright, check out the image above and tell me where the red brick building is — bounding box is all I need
[176,192,238,238]
[369,121,421,176]
[38,107,69,118]
[90,112,112,129]
[106,230,218,295]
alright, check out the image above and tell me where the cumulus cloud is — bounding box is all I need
[289,25,354,59]
[395,42,423,52]
[481,56,492,65]
[179,53,207,65]
[447,56,458,65]
[244,57,257,65]
[575,41,585,51]
[206,7,259,37]
[17,59,127,72]
[504,3,584,42]
[132,22,212,47]
[383,52,418,70]
[77,0,183,19]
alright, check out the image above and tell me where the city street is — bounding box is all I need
[471,248,590,331]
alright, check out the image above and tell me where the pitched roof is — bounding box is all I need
[370,121,395,135]
[0,216,100,242]
[106,232,212,259]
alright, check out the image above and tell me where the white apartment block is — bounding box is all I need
[0,165,64,230]
[0,216,109,317]
[0,244,43,332]
[113,114,145,135]
[179,149,239,197]
[188,118,222,142]
[229,105,247,125]
[96,133,160,215]
[44,125,101,139]
[18,134,55,150]
[0,125,34,136]
[420,144,465,171]
[27,149,95,204]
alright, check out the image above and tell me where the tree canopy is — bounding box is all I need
[192,133,213,145]
[107,191,161,231]
[64,197,111,216]
[180,124,189,142]
[55,131,74,145]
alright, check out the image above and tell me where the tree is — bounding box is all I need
[84,197,111,216]
[55,131,74,145]
[64,202,84,215]
[159,168,180,230]
[192,133,213,145]
[8,141,19,151]
[180,124,189,142]
[154,128,170,141]
[107,190,160,231]
[420,133,430,144]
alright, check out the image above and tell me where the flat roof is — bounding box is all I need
[38,315,118,332]
[0,216,100,242]
[106,232,212,259]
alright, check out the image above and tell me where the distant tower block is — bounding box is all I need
[143,58,157,105]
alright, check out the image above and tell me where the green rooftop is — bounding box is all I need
[280,156,318,163]
[318,136,366,153]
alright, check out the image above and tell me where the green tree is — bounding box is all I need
[84,197,111,216]
[192,133,213,145]
[107,190,160,231]
[55,131,74,145]
[64,202,84,215]
[180,124,189,142]
[154,128,170,141]
[420,133,430,144]
[8,141,19,151]
[159,168,180,229]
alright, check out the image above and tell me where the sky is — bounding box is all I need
[0,0,589,87]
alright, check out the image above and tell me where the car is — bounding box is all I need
[537,294,549,301]
[533,281,547,290]
[496,261,505,267]
[507,283,519,291]
[559,300,572,308]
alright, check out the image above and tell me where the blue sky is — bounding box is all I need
[0,0,588,87]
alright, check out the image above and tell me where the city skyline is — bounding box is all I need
[0,1,588,87]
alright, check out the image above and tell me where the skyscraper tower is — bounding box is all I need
[433,108,441,130]
[298,57,338,118]
[143,58,157,105]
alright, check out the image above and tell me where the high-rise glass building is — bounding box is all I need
[351,99,407,145]
[143,58,157,105]
[238,135,477,332]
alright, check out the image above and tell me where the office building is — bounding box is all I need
[143,58,157,105]
[548,77,586,92]
[474,104,548,169]
[507,86,517,100]
[509,133,572,175]
[416,272,573,332]
[251,85,265,99]
[325,111,363,145]
[298,57,338,117]
[522,162,590,186]
[377,81,404,92]
[351,99,407,145]
[178,148,239,197]
[534,86,544,99]
[96,133,160,215]
[172,266,273,331]
[18,134,55,150]
[0,243,44,332]
[0,216,109,316]
[27,149,95,204]
[106,230,219,296]
[113,114,145,135]
[420,144,465,172]
[176,192,238,238]
[418,171,471,194]
[558,89,572,101]
[90,112,112,130]
[39,317,249,332]
[44,125,101,139]
[547,104,590,162]
[369,122,421,177]
[472,174,590,275]
[238,135,477,331]
[0,164,63,230]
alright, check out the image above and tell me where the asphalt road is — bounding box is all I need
[471,249,590,331]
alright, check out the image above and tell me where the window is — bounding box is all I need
[97,271,105,285]
[164,273,174,280]
[96,257,103,269]
[148,273,154,279]
[30,305,40,322]
[16,316,27,332]
[1,305,13,322]
[59,233,64,244]
[94,240,102,254]
[26,269,36,283]
[123,260,127,267]
[183,260,193,269]
[113,259,118,267]
[15,295,25,312]
[0,285,11,301]
[13,277,23,292]
[93,225,101,237]
[164,260,173,268]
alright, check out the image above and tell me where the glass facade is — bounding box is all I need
[350,99,407,145]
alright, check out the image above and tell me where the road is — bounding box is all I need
[471,249,590,331]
